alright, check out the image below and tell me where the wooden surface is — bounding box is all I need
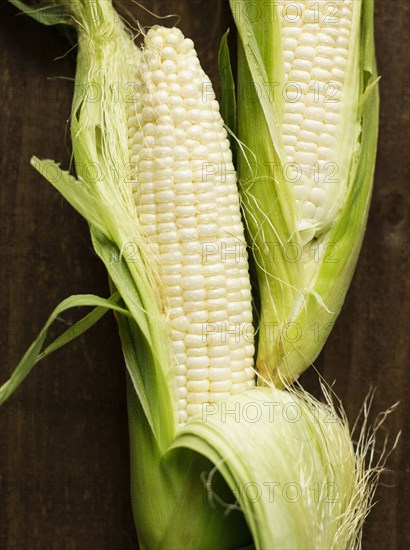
[0,0,408,548]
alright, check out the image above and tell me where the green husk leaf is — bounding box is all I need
[218,29,237,144]
[25,0,177,447]
[233,4,304,380]
[91,227,175,449]
[37,291,122,360]
[0,293,129,405]
[174,385,375,550]
[8,0,72,25]
[31,158,109,235]
[120,318,253,550]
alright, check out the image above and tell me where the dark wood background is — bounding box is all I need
[0,1,408,548]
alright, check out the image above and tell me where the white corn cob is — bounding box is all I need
[127,26,255,424]
[279,0,355,239]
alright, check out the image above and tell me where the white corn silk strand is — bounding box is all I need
[127,26,255,423]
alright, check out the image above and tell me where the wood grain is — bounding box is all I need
[0,1,408,548]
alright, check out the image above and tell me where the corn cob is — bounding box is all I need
[231,0,378,384]
[127,26,255,423]
[280,0,357,239]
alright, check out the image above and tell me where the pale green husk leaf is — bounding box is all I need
[0,292,128,405]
